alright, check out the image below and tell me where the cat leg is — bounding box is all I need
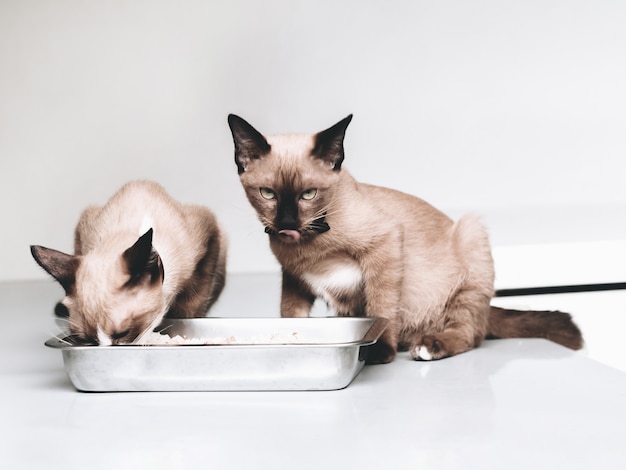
[360,235,405,364]
[410,288,490,361]
[280,271,316,317]
[168,208,227,318]
[366,328,399,364]
[170,236,226,318]
[409,214,494,360]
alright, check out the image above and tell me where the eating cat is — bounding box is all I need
[31,180,227,345]
[227,114,583,364]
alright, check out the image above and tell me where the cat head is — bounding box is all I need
[227,114,353,243]
[31,229,166,345]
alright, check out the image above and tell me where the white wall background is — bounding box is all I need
[1,0,625,282]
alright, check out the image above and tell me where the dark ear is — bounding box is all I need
[122,229,164,286]
[30,245,79,294]
[312,114,353,171]
[227,114,271,174]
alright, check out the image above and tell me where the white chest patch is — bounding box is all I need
[302,264,363,302]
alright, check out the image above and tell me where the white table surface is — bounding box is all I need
[467,204,626,290]
[2,276,626,470]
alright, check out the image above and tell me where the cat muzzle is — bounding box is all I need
[264,216,330,241]
[310,216,330,234]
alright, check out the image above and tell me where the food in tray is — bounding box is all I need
[138,330,303,345]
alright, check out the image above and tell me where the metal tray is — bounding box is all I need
[45,317,388,392]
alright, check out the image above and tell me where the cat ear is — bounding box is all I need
[312,114,353,171]
[30,245,79,294]
[227,114,271,174]
[122,229,164,286]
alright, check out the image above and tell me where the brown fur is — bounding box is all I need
[487,306,583,350]
[31,180,227,345]
[228,114,583,363]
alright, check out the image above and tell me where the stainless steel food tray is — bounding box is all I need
[45,317,388,392]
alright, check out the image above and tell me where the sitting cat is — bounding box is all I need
[31,180,227,345]
[227,114,583,364]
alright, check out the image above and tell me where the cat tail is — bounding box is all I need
[486,306,584,350]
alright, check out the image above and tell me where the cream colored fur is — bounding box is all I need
[229,115,495,363]
[32,180,227,345]
[229,114,583,361]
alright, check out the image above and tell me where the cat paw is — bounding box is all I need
[411,345,434,361]
[411,335,445,361]
[365,341,396,364]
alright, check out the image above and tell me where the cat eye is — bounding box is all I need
[259,188,276,200]
[111,329,130,341]
[300,189,317,201]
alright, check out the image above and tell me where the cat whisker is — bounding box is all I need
[50,331,74,346]
[313,204,339,220]
[300,206,336,235]
[133,328,152,345]
[303,204,334,220]
[133,315,171,345]
[155,324,173,335]
[53,317,71,333]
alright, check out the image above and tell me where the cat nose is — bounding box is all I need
[276,200,299,229]
[277,218,298,230]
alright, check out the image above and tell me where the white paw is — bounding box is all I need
[411,345,433,361]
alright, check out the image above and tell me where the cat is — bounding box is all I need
[227,113,583,364]
[30,180,227,346]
